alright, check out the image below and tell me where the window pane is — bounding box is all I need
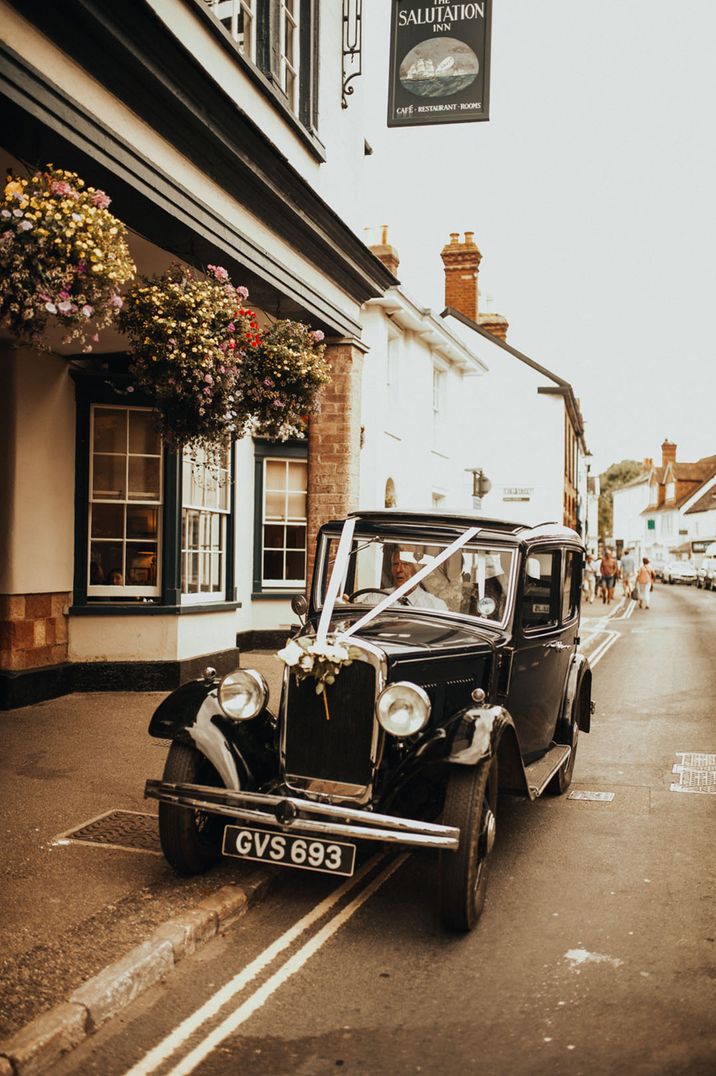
[201,552,213,592]
[265,460,286,489]
[285,524,305,550]
[185,551,200,593]
[126,544,158,586]
[90,542,124,585]
[286,492,306,519]
[263,550,283,580]
[91,503,124,539]
[264,524,284,549]
[265,490,286,518]
[285,550,305,580]
[129,410,161,455]
[128,457,161,500]
[93,455,125,500]
[287,462,307,491]
[127,507,158,540]
[93,409,126,454]
[185,509,200,551]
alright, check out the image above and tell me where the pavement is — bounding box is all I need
[0,649,285,1076]
[0,611,622,1075]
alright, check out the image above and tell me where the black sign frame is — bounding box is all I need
[387,1,492,127]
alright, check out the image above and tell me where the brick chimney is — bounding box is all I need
[661,439,677,468]
[441,231,481,320]
[369,225,400,276]
[478,310,509,341]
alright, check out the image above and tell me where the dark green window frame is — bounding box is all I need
[71,365,236,614]
[252,438,308,597]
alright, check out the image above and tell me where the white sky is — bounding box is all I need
[361,0,716,473]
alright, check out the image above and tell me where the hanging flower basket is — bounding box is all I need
[240,319,329,441]
[119,263,259,453]
[120,263,329,452]
[0,166,135,350]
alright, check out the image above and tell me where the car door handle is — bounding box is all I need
[543,641,570,651]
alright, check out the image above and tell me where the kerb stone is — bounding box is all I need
[69,938,174,1030]
[0,1002,87,1075]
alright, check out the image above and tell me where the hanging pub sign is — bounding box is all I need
[387,1,492,127]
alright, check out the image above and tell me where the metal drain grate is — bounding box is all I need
[52,809,162,855]
[567,790,615,802]
[670,753,716,795]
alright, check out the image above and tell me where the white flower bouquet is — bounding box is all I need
[277,634,360,696]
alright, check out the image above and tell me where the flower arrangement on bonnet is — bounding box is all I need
[0,166,135,350]
[119,263,329,452]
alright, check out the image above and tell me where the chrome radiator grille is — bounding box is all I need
[283,659,377,788]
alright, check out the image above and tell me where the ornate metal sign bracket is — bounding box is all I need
[342,0,363,109]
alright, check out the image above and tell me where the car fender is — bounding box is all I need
[447,704,529,796]
[148,680,275,791]
[560,651,592,734]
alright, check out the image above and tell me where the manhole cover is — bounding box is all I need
[567,790,615,802]
[670,753,716,795]
[52,809,161,854]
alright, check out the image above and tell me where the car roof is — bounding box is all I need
[320,510,582,546]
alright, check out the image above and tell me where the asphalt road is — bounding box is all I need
[55,583,716,1075]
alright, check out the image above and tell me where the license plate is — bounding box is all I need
[222,825,356,877]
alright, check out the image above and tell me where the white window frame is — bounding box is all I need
[261,456,308,588]
[206,0,257,59]
[432,359,447,448]
[181,444,231,605]
[87,405,163,599]
[278,0,300,111]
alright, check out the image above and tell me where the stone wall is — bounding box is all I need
[0,593,70,671]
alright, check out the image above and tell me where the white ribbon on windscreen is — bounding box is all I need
[339,526,481,640]
[315,516,356,647]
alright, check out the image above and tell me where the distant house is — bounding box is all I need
[438,234,588,532]
[611,469,651,558]
[640,441,716,560]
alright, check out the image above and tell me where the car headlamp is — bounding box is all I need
[375,682,431,737]
[218,669,268,721]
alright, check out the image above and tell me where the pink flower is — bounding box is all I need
[236,285,249,300]
[59,291,70,301]
[57,301,73,314]
[45,302,58,314]
[81,304,94,317]
[91,190,111,209]
[109,294,123,309]
[127,386,135,393]
[312,330,325,342]
[227,323,235,333]
[208,264,229,281]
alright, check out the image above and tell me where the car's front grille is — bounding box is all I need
[283,659,377,788]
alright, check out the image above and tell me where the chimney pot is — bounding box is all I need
[369,225,400,277]
[441,230,482,320]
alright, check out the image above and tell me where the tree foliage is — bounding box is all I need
[598,459,644,539]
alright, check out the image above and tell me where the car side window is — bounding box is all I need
[561,550,580,622]
[521,550,558,630]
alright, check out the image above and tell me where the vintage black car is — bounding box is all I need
[146,511,593,931]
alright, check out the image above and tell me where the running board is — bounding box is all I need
[524,744,571,799]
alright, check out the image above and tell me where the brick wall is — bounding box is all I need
[306,340,365,582]
[0,593,70,671]
[441,232,481,320]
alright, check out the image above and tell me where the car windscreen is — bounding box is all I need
[316,531,515,624]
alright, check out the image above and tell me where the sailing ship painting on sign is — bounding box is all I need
[400,39,479,98]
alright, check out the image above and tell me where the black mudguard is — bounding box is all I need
[447,703,529,796]
[561,652,592,734]
[149,680,277,792]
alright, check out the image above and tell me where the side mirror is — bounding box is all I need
[291,594,308,622]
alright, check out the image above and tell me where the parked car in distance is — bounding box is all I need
[145,511,593,933]
[663,560,697,585]
[650,558,666,581]
[702,543,716,590]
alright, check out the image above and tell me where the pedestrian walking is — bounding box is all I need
[636,557,655,609]
[621,548,636,597]
[583,553,597,603]
[600,548,619,605]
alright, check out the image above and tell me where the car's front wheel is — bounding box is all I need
[439,755,498,932]
[158,742,226,874]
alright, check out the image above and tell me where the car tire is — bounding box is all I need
[158,742,226,874]
[439,755,497,932]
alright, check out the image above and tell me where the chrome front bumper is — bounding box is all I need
[145,780,460,851]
